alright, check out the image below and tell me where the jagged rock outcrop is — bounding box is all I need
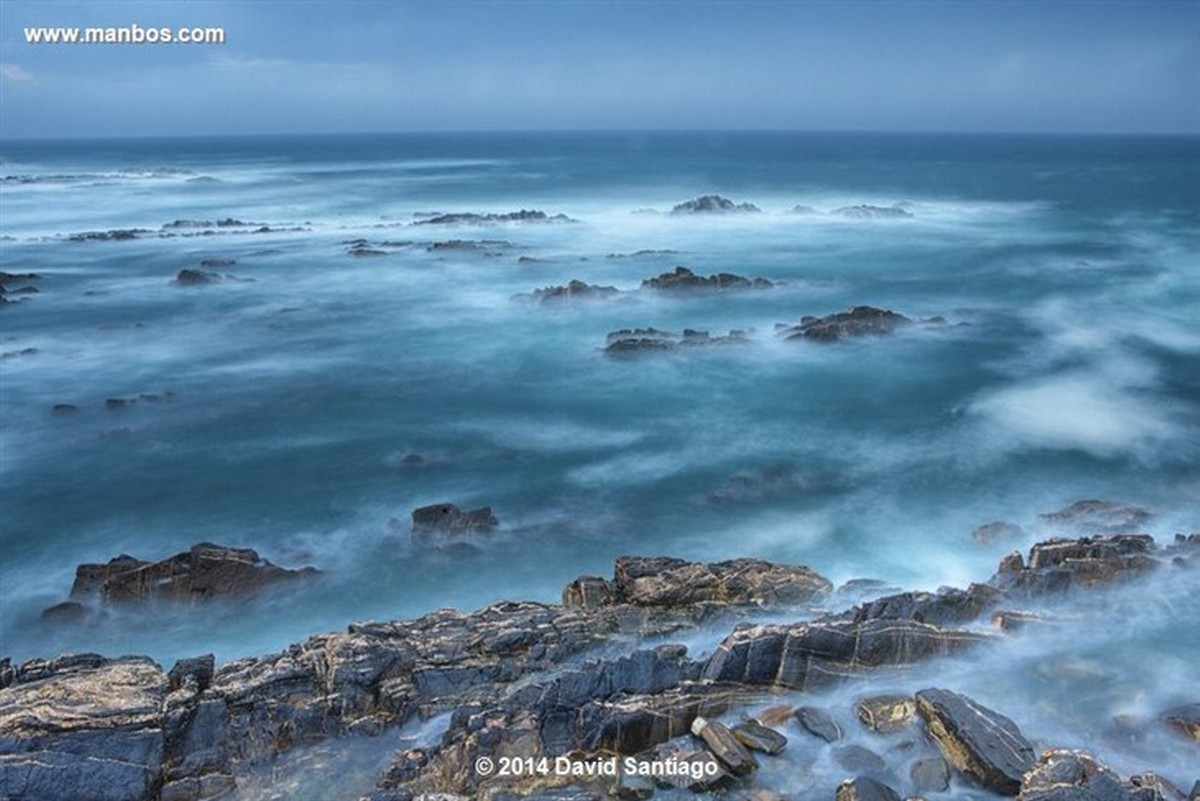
[640,266,772,291]
[778,306,911,342]
[915,687,1035,795]
[1018,750,1171,801]
[172,269,221,286]
[1038,500,1153,535]
[670,195,760,214]
[62,543,316,608]
[410,503,498,547]
[992,534,1158,596]
[563,556,832,611]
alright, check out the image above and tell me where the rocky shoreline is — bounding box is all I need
[2,528,1196,801]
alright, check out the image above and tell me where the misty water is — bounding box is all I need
[1,132,1198,792]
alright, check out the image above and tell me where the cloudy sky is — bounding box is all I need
[1,0,1197,138]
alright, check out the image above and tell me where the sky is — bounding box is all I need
[0,0,1197,138]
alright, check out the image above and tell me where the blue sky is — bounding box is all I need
[1,0,1197,138]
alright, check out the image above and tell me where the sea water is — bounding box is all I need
[1,132,1198,788]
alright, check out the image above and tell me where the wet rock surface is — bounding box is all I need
[915,687,1035,795]
[603,327,751,355]
[413,209,574,225]
[410,503,499,548]
[4,533,1193,801]
[1038,500,1153,535]
[514,279,620,304]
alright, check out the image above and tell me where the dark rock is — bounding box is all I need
[52,403,79,416]
[517,279,620,304]
[643,744,729,791]
[974,521,1026,545]
[39,601,89,624]
[670,195,760,214]
[780,306,911,342]
[690,716,757,775]
[730,719,786,755]
[167,655,215,693]
[795,705,842,742]
[414,210,574,225]
[753,705,796,728]
[641,265,773,291]
[608,556,832,608]
[991,610,1052,632]
[410,503,498,546]
[832,204,913,219]
[172,268,221,286]
[1039,500,1152,534]
[603,327,750,355]
[561,576,615,609]
[67,228,148,241]
[349,245,387,257]
[833,744,887,774]
[105,397,133,409]
[606,249,678,258]
[993,535,1159,596]
[613,771,655,799]
[67,543,317,605]
[704,618,988,690]
[915,688,1035,795]
[837,776,902,801]
[709,463,842,504]
[1159,702,1200,740]
[0,271,42,285]
[198,258,236,269]
[911,756,951,793]
[1018,750,1145,801]
[839,583,1004,627]
[856,694,916,733]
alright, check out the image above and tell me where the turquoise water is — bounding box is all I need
[1,135,1198,769]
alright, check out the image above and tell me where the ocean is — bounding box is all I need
[1,131,1198,791]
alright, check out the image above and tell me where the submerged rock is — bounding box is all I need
[837,776,902,801]
[832,204,913,219]
[603,327,751,356]
[62,543,317,608]
[780,305,911,342]
[1039,500,1153,535]
[172,268,222,286]
[915,687,1035,795]
[515,279,621,304]
[1159,702,1200,741]
[641,265,773,291]
[795,705,843,742]
[670,195,760,214]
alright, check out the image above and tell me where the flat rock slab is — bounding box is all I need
[730,719,787,755]
[795,705,842,742]
[916,688,1035,796]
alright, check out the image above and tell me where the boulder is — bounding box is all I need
[604,556,832,608]
[779,306,911,342]
[729,719,787,755]
[690,716,757,775]
[915,688,1035,795]
[833,744,886,774]
[795,706,842,742]
[641,265,773,291]
[856,694,917,733]
[837,776,902,801]
[911,756,951,793]
[670,195,760,214]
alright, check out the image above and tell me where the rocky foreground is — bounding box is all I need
[1,533,1197,801]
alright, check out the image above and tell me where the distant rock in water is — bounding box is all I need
[413,209,575,225]
[172,268,222,286]
[832,204,913,219]
[1038,499,1152,535]
[604,327,751,356]
[51,543,316,613]
[411,502,498,549]
[779,306,911,342]
[66,228,148,241]
[973,521,1026,545]
[671,195,761,214]
[606,249,679,259]
[641,265,773,291]
[514,279,620,304]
